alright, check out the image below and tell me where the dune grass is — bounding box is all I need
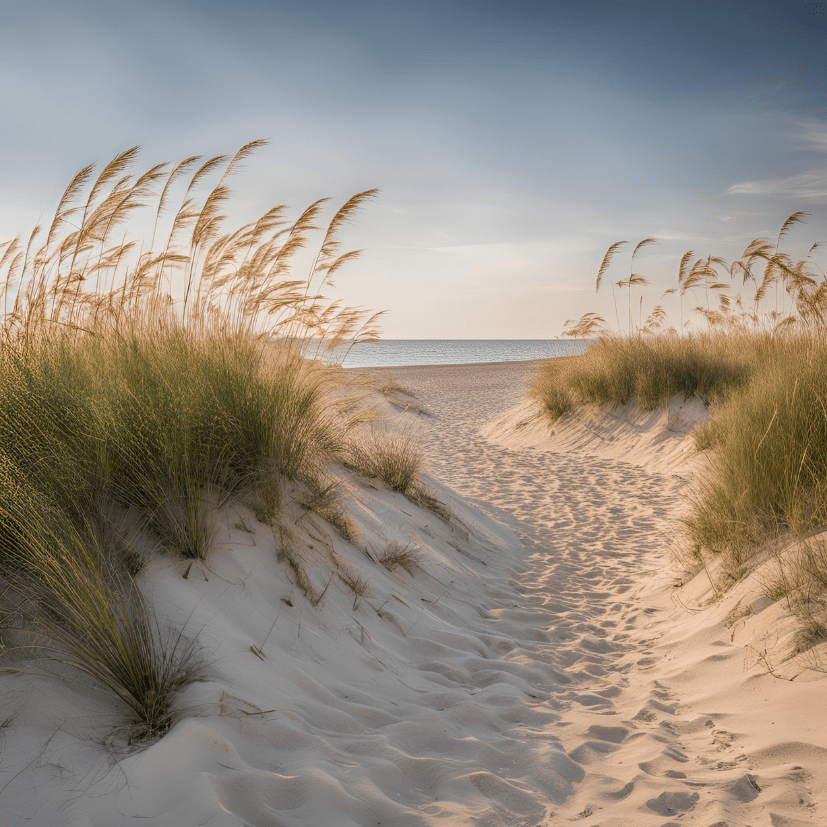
[529,332,759,418]
[535,214,827,604]
[376,541,422,575]
[346,424,450,521]
[0,141,401,741]
[0,448,202,742]
[347,426,423,494]
[0,329,349,556]
[685,336,827,559]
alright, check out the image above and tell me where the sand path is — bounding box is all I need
[373,360,818,827]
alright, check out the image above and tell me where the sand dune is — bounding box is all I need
[2,359,826,825]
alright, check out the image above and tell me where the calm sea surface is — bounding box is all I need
[340,339,587,369]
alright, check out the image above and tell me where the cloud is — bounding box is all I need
[651,230,696,241]
[797,119,827,152]
[426,238,593,258]
[727,170,827,201]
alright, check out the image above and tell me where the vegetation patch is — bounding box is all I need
[533,213,827,612]
[346,425,424,494]
[376,541,422,575]
[0,141,381,743]
[530,332,757,416]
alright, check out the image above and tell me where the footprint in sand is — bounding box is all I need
[645,789,700,815]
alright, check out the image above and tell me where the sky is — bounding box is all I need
[0,0,825,337]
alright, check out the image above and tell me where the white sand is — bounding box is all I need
[3,359,827,825]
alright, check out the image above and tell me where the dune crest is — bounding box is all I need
[482,393,709,478]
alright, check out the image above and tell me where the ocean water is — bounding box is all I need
[340,339,587,369]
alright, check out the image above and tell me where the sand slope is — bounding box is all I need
[1,359,826,825]
[374,361,827,826]
[481,392,709,478]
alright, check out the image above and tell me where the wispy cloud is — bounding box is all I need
[727,170,827,201]
[797,119,827,152]
[426,239,593,258]
[651,230,696,241]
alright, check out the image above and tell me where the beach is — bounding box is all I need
[3,4,824,819]
[3,358,827,825]
[353,359,827,825]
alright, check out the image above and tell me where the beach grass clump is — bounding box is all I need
[299,478,357,540]
[542,213,827,601]
[0,327,346,559]
[99,330,346,551]
[346,426,423,494]
[686,338,827,557]
[0,453,201,742]
[345,425,450,520]
[530,332,758,418]
[376,541,422,575]
[406,482,451,522]
[533,329,827,572]
[0,141,382,741]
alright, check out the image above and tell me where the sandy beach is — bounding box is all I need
[354,359,827,825]
[3,358,827,825]
[3,3,824,820]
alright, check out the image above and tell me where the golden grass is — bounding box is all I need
[0,142,400,742]
[540,213,827,616]
[346,425,424,494]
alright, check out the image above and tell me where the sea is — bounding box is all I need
[340,339,587,369]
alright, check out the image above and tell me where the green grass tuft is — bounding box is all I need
[530,333,757,417]
[346,426,423,494]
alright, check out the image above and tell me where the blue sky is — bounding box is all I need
[0,0,825,336]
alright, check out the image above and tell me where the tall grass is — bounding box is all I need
[530,332,758,417]
[0,331,348,554]
[534,214,827,598]
[685,336,827,557]
[0,142,385,740]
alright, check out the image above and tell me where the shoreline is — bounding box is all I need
[343,355,553,371]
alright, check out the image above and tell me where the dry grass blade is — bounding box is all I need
[777,211,809,249]
[44,163,96,254]
[595,240,628,292]
[156,156,203,218]
[632,237,658,262]
[220,139,270,182]
[562,311,606,338]
[185,154,229,197]
[86,147,141,216]
[314,188,380,284]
